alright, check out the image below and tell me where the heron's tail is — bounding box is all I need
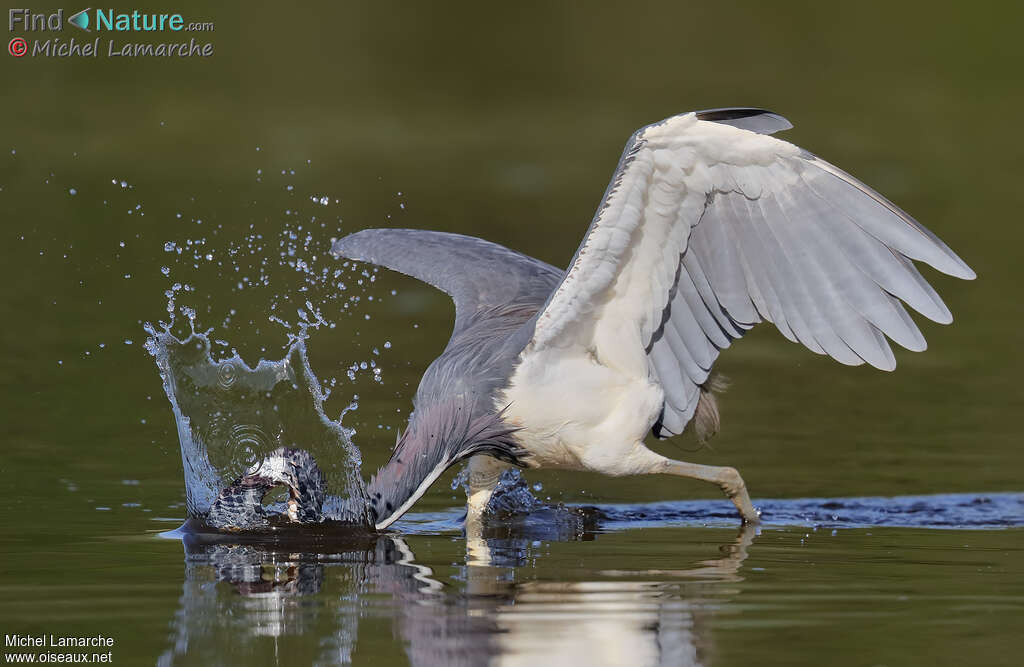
[693,373,728,444]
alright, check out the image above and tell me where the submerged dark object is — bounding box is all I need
[206,447,326,530]
[336,107,975,531]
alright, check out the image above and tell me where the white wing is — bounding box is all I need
[527,110,975,437]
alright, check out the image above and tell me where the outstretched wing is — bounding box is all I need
[331,229,563,334]
[528,109,975,437]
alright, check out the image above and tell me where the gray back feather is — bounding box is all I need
[331,229,563,335]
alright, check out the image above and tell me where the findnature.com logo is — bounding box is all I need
[8,8,215,58]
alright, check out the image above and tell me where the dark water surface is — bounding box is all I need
[3,3,1022,665]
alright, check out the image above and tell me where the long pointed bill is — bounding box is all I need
[371,459,449,530]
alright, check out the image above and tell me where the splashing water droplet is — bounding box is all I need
[217,360,237,388]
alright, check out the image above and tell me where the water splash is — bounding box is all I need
[138,161,406,532]
[146,323,371,529]
[448,466,544,516]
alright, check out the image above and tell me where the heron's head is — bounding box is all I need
[366,401,524,530]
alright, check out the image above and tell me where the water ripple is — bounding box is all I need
[396,492,1023,535]
[596,491,1023,530]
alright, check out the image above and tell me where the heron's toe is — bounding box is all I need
[717,467,759,523]
[716,467,746,498]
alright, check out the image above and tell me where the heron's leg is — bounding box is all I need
[466,455,510,521]
[666,458,758,522]
[622,445,759,522]
[465,456,510,566]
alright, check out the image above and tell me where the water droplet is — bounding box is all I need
[217,361,237,388]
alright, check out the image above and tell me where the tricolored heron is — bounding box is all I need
[340,108,974,530]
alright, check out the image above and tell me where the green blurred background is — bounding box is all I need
[1,2,1021,665]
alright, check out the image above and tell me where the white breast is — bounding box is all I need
[496,347,664,474]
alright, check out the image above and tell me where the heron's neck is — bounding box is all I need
[364,404,524,530]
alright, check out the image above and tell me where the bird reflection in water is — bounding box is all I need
[158,510,757,667]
